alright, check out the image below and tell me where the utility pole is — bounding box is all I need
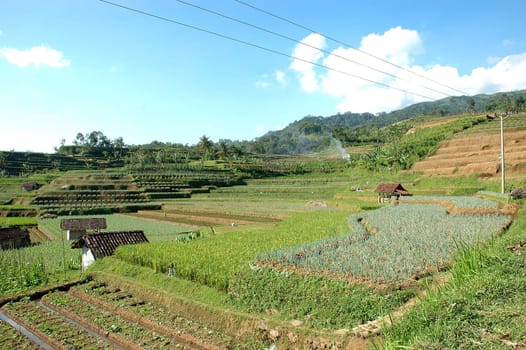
[500,114,505,194]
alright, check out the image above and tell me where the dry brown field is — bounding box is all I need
[413,125,526,177]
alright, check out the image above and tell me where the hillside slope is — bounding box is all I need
[413,114,526,178]
[254,90,526,154]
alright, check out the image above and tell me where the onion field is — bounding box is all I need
[257,202,512,283]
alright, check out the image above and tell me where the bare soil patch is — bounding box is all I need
[413,129,526,177]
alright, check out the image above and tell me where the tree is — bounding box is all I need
[113,137,125,159]
[73,133,85,146]
[513,95,525,113]
[466,98,475,114]
[217,140,230,160]
[197,135,214,160]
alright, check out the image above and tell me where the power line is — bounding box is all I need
[233,0,470,96]
[98,0,437,100]
[173,0,451,98]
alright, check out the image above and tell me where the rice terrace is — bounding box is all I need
[1,94,526,349]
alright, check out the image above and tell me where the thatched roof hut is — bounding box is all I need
[374,183,411,203]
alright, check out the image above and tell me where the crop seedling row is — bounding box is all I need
[43,290,195,349]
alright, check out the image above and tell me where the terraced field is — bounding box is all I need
[0,278,340,349]
[0,281,233,349]
[413,115,526,177]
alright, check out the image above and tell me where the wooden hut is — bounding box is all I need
[21,181,40,192]
[60,217,107,240]
[374,183,411,203]
[71,231,148,270]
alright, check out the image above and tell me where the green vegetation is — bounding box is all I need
[0,319,40,349]
[114,210,350,291]
[230,267,414,329]
[352,116,487,171]
[0,241,81,294]
[259,202,511,282]
[382,207,526,349]
[0,217,36,227]
[0,92,525,348]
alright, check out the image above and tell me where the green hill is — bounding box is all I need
[253,90,526,154]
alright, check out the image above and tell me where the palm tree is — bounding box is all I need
[217,140,230,160]
[197,135,214,160]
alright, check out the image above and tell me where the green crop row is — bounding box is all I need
[229,266,414,329]
[0,241,81,294]
[0,217,37,227]
[258,203,512,282]
[113,210,350,291]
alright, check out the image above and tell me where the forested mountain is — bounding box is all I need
[254,90,526,154]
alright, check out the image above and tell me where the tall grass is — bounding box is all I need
[113,210,350,291]
[0,240,81,295]
[382,207,526,348]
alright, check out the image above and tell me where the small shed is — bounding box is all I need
[21,182,40,192]
[374,183,411,203]
[71,230,148,270]
[0,227,31,250]
[60,218,107,240]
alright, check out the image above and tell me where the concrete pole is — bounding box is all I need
[500,115,505,194]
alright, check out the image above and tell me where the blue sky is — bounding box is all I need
[1,0,525,152]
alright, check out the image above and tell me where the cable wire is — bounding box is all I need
[174,0,450,97]
[98,0,437,100]
[233,0,469,96]
[182,0,453,98]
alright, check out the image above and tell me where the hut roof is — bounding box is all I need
[71,231,148,258]
[60,218,107,231]
[21,182,40,191]
[374,183,411,196]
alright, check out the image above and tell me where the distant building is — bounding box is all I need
[21,182,40,192]
[60,218,107,240]
[71,230,148,270]
[374,183,412,203]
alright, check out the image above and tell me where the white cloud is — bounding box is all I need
[275,70,286,86]
[360,26,423,66]
[290,33,326,92]
[487,56,501,65]
[460,53,526,94]
[501,39,513,47]
[255,124,266,132]
[256,70,287,88]
[0,45,70,68]
[290,27,526,114]
[255,75,271,88]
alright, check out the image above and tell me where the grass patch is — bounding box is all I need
[229,266,414,329]
[0,217,37,227]
[382,207,526,349]
[113,210,351,291]
[89,257,229,307]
